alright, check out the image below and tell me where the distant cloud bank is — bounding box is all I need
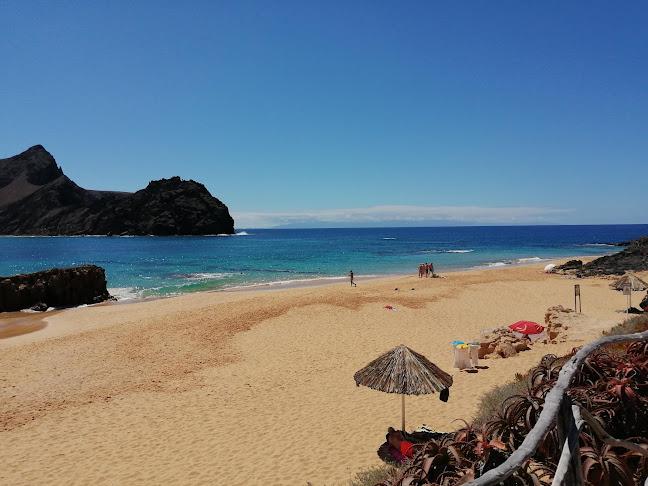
[232,205,572,229]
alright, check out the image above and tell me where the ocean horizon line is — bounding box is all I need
[0,221,646,238]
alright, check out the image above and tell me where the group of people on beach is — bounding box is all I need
[418,262,434,278]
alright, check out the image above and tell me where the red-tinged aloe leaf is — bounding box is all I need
[454,470,475,485]
[446,444,465,464]
[622,386,638,403]
[489,439,507,451]
[525,405,535,432]
[582,457,603,483]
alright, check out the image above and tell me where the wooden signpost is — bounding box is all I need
[622,283,632,313]
[574,284,581,313]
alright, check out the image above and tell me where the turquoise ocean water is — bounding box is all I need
[1,225,647,301]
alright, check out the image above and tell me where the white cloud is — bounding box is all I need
[231,205,572,229]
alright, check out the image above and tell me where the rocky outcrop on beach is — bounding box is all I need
[556,236,648,276]
[478,304,617,359]
[544,305,574,342]
[0,145,235,235]
[0,265,111,312]
[543,305,618,342]
[478,328,530,359]
[555,259,583,271]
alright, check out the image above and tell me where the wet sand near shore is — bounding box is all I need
[0,311,49,339]
[0,260,642,485]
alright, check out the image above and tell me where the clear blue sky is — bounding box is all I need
[2,1,646,228]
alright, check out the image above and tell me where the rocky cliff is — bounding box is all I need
[0,265,111,312]
[0,145,235,235]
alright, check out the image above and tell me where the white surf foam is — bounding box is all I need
[109,287,142,301]
[182,272,233,281]
[477,256,544,269]
[215,231,251,236]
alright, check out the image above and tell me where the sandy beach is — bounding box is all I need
[1,260,643,485]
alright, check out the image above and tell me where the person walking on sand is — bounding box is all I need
[349,270,356,287]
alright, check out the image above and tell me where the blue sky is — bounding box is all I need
[2,1,646,229]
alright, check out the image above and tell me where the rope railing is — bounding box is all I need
[465,329,648,486]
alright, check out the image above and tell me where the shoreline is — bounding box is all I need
[0,254,606,341]
[107,251,611,301]
[1,259,643,485]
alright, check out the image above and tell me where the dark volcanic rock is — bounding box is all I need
[571,236,648,276]
[107,177,235,236]
[556,260,583,271]
[0,145,235,235]
[0,145,63,191]
[30,302,49,312]
[0,265,111,312]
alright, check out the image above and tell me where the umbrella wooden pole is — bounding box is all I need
[401,394,406,431]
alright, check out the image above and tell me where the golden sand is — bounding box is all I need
[0,261,642,485]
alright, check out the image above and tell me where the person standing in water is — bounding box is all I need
[349,270,356,287]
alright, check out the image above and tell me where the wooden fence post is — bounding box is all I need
[553,396,585,486]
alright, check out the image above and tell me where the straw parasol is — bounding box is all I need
[353,344,453,431]
[610,273,648,291]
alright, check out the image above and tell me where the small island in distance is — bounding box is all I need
[0,145,235,236]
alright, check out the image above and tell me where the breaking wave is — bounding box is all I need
[478,257,543,269]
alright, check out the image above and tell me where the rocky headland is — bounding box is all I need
[0,145,235,236]
[556,235,648,275]
[0,265,111,312]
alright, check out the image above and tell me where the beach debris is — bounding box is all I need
[384,305,398,310]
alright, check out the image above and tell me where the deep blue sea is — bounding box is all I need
[1,225,647,301]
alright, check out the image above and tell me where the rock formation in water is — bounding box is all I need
[556,236,648,276]
[0,265,111,312]
[0,145,235,235]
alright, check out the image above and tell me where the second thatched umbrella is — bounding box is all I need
[610,273,648,291]
[353,344,453,431]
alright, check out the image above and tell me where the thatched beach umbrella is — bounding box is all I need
[353,344,453,431]
[610,273,648,291]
